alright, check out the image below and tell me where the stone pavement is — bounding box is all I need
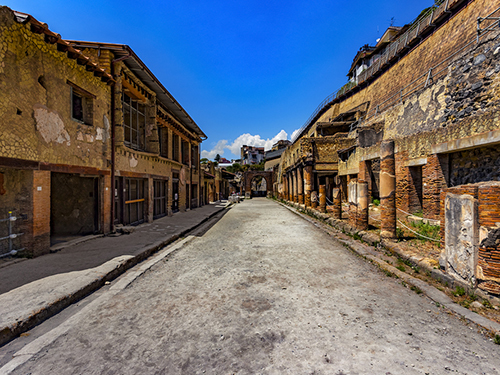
[2,198,500,374]
[0,201,230,346]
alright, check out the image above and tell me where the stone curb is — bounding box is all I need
[0,204,231,347]
[276,200,500,336]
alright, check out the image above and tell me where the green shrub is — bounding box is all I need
[409,221,440,241]
[453,286,466,297]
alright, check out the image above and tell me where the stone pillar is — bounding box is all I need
[297,167,304,204]
[311,191,318,209]
[331,187,342,219]
[380,140,396,239]
[292,170,298,203]
[304,166,313,207]
[348,180,357,228]
[319,185,327,213]
[357,181,369,230]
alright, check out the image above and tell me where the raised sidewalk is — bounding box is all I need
[0,202,230,346]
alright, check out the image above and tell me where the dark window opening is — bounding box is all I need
[72,92,83,121]
[181,140,189,165]
[122,93,146,151]
[69,83,94,126]
[158,127,168,158]
[172,134,180,162]
[191,145,199,171]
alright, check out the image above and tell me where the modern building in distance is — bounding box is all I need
[241,145,264,165]
[264,140,291,171]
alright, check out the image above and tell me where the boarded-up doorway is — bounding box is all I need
[50,173,98,245]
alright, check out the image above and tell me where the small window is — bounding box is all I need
[158,127,168,158]
[122,93,146,151]
[172,134,180,162]
[181,140,189,165]
[68,81,94,126]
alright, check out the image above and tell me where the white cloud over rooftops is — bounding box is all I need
[201,129,296,160]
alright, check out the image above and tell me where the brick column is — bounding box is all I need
[32,170,51,257]
[358,160,368,183]
[357,181,369,230]
[297,167,304,204]
[287,174,292,201]
[331,187,342,219]
[304,165,312,207]
[477,184,500,295]
[423,154,449,220]
[319,184,326,213]
[102,174,112,232]
[380,140,396,239]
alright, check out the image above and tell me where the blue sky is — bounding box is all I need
[5,0,434,160]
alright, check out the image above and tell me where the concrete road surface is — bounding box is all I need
[1,198,499,374]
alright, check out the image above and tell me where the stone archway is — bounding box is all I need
[243,171,273,199]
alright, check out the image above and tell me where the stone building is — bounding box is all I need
[67,41,206,222]
[0,7,206,257]
[276,0,500,295]
[201,161,234,202]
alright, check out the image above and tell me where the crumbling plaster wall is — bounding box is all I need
[0,7,111,169]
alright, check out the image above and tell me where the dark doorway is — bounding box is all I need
[172,179,179,213]
[50,173,98,245]
[123,178,145,226]
[153,179,167,219]
[191,184,198,209]
[409,166,423,213]
[251,176,267,197]
[368,159,380,200]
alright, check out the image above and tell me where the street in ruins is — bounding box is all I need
[2,198,499,374]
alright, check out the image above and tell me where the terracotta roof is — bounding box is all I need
[65,41,207,139]
[12,10,114,84]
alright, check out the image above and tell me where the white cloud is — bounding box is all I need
[290,128,301,141]
[201,139,227,159]
[226,130,288,155]
[201,129,293,160]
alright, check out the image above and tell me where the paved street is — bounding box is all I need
[2,198,499,374]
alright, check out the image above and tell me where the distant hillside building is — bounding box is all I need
[241,145,264,165]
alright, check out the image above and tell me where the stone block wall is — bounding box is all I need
[449,145,500,187]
